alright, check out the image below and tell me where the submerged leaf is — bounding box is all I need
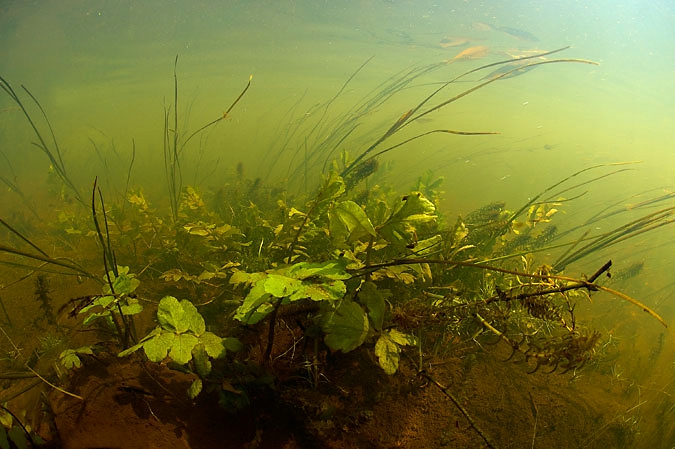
[188,379,203,399]
[387,329,417,346]
[375,334,400,375]
[180,299,206,335]
[121,298,143,316]
[322,300,369,352]
[222,337,244,353]
[200,331,227,359]
[379,192,436,244]
[229,270,266,286]
[264,274,302,298]
[192,345,212,378]
[7,426,27,449]
[109,267,140,295]
[58,346,93,370]
[358,281,387,331]
[314,172,346,215]
[156,296,205,335]
[375,329,417,375]
[161,268,188,282]
[287,259,351,281]
[157,296,186,333]
[0,425,8,449]
[169,333,199,364]
[143,332,176,362]
[330,200,377,243]
[290,280,346,302]
[234,282,273,324]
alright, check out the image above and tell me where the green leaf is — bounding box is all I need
[112,271,140,295]
[192,344,212,377]
[243,302,275,325]
[358,282,387,331]
[117,341,144,358]
[414,234,443,256]
[0,410,10,429]
[58,347,93,370]
[157,296,204,334]
[157,296,185,332]
[118,327,162,358]
[393,192,436,222]
[121,298,143,316]
[200,332,226,359]
[229,270,266,286]
[264,274,302,298]
[180,299,206,335]
[59,350,82,369]
[79,295,115,316]
[379,192,436,244]
[143,332,176,362]
[0,425,8,449]
[330,200,377,243]
[222,337,243,353]
[322,300,369,352]
[290,280,346,302]
[375,329,417,375]
[188,378,203,399]
[287,259,351,281]
[169,333,199,364]
[184,222,211,237]
[7,427,27,449]
[82,311,109,326]
[387,329,417,346]
[234,283,273,324]
[314,172,346,215]
[375,333,400,375]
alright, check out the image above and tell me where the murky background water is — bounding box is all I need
[1,0,674,447]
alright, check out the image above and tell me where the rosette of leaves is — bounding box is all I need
[330,191,439,283]
[58,346,95,370]
[376,192,437,247]
[119,296,242,398]
[79,266,143,326]
[231,259,351,325]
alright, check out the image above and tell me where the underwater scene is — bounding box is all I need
[0,1,674,448]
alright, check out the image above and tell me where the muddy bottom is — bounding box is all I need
[39,342,635,449]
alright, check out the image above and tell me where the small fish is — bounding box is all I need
[495,26,539,42]
[480,60,537,80]
[472,22,539,42]
[439,36,470,48]
[448,45,489,62]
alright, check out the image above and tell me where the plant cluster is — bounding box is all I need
[0,48,673,448]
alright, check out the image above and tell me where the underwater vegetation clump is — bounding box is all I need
[0,48,674,448]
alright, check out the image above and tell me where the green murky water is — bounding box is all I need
[1,1,673,448]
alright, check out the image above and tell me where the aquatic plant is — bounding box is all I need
[163,56,252,222]
[0,47,672,448]
[0,405,44,449]
[118,295,242,398]
[0,76,83,205]
[74,266,143,337]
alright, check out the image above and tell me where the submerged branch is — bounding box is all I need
[355,258,667,327]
